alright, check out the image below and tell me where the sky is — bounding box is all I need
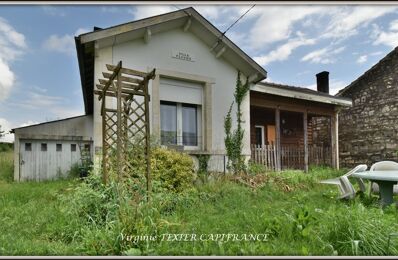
[1,3,398,142]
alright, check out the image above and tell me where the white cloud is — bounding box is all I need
[100,6,122,13]
[43,28,90,55]
[0,17,26,102]
[247,6,322,49]
[41,6,66,17]
[301,46,345,64]
[322,6,397,41]
[0,118,13,143]
[16,92,64,110]
[0,58,15,101]
[254,35,316,66]
[128,5,176,20]
[374,31,398,47]
[390,19,398,31]
[357,55,367,64]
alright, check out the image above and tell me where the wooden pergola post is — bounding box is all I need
[275,106,281,171]
[303,110,309,173]
[331,111,339,170]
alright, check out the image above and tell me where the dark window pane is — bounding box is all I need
[41,143,47,152]
[25,143,32,151]
[84,144,90,151]
[160,101,177,145]
[56,143,62,152]
[255,127,263,146]
[182,104,197,146]
[71,144,76,152]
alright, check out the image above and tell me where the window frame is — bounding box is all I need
[56,143,62,152]
[25,143,32,152]
[41,143,47,152]
[160,100,201,149]
[71,144,77,152]
[255,125,265,147]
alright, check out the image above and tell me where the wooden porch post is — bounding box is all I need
[331,111,339,170]
[275,106,281,171]
[303,110,309,173]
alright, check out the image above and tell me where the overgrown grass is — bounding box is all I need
[0,179,81,255]
[1,161,398,256]
[0,151,14,182]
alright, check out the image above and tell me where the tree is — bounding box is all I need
[0,125,4,138]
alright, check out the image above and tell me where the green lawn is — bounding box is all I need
[1,150,398,256]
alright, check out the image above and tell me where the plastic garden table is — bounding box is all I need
[352,170,398,206]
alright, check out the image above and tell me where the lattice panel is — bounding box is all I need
[94,61,155,198]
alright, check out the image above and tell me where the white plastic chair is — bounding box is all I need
[369,161,398,196]
[338,175,356,200]
[319,164,368,199]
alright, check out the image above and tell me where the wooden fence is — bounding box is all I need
[251,144,332,171]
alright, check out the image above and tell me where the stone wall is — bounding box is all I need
[338,49,398,167]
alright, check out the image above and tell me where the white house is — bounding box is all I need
[12,7,351,181]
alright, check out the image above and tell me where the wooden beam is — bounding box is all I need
[251,84,352,107]
[107,64,148,78]
[250,95,335,117]
[215,46,226,59]
[80,11,189,44]
[95,87,145,97]
[183,17,191,32]
[95,90,131,100]
[144,27,151,44]
[102,72,144,85]
[275,107,281,171]
[331,112,339,170]
[303,110,309,173]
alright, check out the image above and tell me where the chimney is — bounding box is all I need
[316,71,329,94]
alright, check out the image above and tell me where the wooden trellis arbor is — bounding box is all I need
[94,61,155,194]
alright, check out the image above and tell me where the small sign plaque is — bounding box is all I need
[172,50,196,62]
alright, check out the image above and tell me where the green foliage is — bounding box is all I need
[195,154,211,183]
[248,161,268,175]
[0,151,14,182]
[151,147,196,193]
[0,142,13,152]
[224,71,250,174]
[2,164,398,256]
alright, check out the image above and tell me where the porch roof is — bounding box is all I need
[252,82,352,107]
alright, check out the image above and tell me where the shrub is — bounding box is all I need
[151,147,196,193]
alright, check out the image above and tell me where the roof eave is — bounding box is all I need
[251,84,352,107]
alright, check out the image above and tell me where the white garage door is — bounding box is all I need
[19,140,92,181]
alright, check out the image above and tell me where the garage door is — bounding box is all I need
[19,140,92,181]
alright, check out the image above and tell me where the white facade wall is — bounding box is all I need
[93,28,251,171]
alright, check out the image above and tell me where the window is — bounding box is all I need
[84,144,90,152]
[160,101,199,147]
[25,143,32,151]
[71,144,77,152]
[41,143,47,152]
[160,101,177,145]
[56,143,62,152]
[255,126,264,146]
[182,104,197,146]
